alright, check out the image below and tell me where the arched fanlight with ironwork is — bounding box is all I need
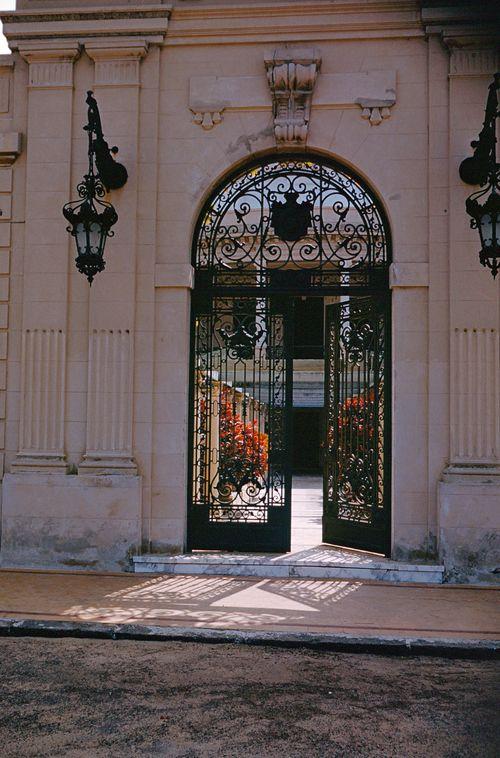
[460,73,499,279]
[193,155,390,294]
[63,91,127,284]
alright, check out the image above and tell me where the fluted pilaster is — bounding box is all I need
[79,329,136,474]
[450,327,499,466]
[13,329,67,472]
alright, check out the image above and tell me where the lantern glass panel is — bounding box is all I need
[88,221,104,255]
[480,213,493,247]
[75,222,89,257]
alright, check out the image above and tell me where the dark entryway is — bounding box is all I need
[292,408,323,474]
[293,296,324,359]
[292,295,324,476]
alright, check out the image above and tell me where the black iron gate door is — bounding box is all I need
[188,295,293,552]
[323,296,391,554]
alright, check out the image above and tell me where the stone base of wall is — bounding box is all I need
[438,467,500,583]
[0,473,142,572]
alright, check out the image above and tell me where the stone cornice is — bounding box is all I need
[172,1,419,21]
[167,0,422,45]
[2,2,423,47]
[421,3,499,49]
[421,3,499,28]
[85,40,150,60]
[422,2,498,76]
[0,6,171,24]
[1,6,171,47]
[166,23,424,47]
[17,41,80,63]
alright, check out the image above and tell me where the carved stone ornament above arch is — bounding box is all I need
[264,47,321,146]
[188,58,397,139]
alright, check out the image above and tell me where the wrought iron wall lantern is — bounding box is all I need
[460,73,499,279]
[63,91,128,284]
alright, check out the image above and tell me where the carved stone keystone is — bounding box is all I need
[265,47,321,145]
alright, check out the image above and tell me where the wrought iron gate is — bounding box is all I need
[188,154,391,553]
[324,297,390,554]
[189,296,292,551]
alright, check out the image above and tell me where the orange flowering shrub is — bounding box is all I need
[219,387,268,485]
[338,387,375,448]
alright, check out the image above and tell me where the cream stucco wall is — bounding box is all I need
[0,0,498,578]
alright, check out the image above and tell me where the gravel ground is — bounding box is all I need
[0,637,498,757]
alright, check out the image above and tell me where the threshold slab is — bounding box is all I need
[133,545,445,584]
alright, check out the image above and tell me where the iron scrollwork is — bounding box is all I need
[326,297,386,531]
[195,156,388,290]
[219,310,263,361]
[192,297,286,525]
[339,305,375,363]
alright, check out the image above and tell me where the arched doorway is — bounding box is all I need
[188,154,391,555]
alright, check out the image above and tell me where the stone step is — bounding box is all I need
[133,548,445,584]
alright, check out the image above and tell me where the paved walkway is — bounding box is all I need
[0,569,498,641]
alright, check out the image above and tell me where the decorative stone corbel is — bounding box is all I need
[191,108,225,130]
[0,132,22,166]
[265,47,321,145]
[188,75,228,130]
[356,98,395,126]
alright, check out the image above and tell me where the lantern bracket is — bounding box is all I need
[459,74,499,187]
[85,90,128,191]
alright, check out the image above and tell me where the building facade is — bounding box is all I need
[0,0,498,580]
